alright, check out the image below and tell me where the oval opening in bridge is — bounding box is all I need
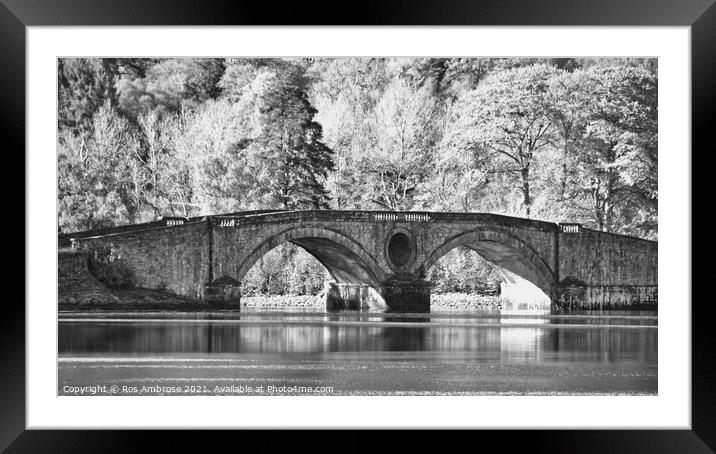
[387,232,411,267]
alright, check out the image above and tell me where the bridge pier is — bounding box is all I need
[203,276,242,309]
[325,279,432,312]
[325,282,387,311]
[379,279,432,313]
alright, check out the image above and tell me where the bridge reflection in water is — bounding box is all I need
[58,308,657,395]
[58,310,657,363]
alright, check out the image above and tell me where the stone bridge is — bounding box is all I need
[63,210,658,312]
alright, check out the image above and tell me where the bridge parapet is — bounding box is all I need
[373,212,431,222]
[209,210,560,231]
[559,223,582,234]
[163,216,188,226]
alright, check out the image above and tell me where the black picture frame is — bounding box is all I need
[5,0,711,451]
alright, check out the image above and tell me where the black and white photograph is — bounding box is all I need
[55,56,659,397]
[1,0,707,445]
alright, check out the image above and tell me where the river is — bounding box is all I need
[58,306,657,396]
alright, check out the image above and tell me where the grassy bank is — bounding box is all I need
[58,287,211,311]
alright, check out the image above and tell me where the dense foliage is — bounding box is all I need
[58,57,657,294]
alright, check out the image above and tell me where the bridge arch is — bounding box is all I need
[419,228,556,294]
[235,226,384,287]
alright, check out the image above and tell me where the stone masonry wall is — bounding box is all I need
[557,228,657,285]
[72,221,211,298]
[58,248,88,274]
[554,228,657,309]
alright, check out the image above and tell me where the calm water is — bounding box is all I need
[58,307,657,395]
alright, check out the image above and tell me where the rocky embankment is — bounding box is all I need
[241,292,501,310]
[59,286,207,310]
[430,293,502,310]
[242,295,324,308]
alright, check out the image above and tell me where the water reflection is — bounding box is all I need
[58,311,657,364]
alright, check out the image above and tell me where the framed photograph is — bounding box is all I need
[8,0,712,451]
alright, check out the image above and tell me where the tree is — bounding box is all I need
[117,58,226,119]
[219,60,261,102]
[170,64,336,214]
[574,64,658,235]
[135,110,194,217]
[427,247,501,294]
[219,58,301,102]
[546,70,592,201]
[310,58,390,209]
[309,58,389,105]
[360,78,442,210]
[58,101,144,232]
[171,99,256,214]
[250,67,336,209]
[442,64,560,218]
[58,58,118,132]
[441,58,496,99]
[417,145,492,213]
